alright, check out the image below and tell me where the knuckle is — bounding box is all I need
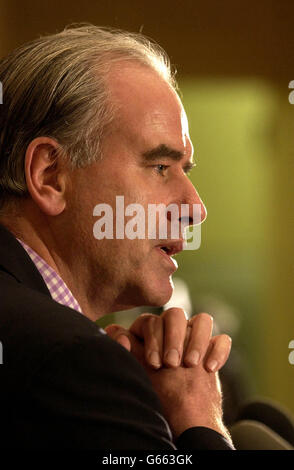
[143,313,157,324]
[142,315,157,333]
[197,312,214,323]
[150,315,162,334]
[105,324,123,335]
[163,308,188,329]
[163,307,186,319]
[115,329,129,340]
[145,313,157,323]
[214,352,226,364]
[142,316,163,345]
[219,334,232,345]
[140,313,154,322]
[105,323,120,329]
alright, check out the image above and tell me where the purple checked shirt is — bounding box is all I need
[17,238,83,314]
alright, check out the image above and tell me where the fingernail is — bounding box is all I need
[207,359,218,372]
[185,350,200,366]
[165,349,180,367]
[149,351,161,368]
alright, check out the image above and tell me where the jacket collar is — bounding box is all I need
[0,223,51,296]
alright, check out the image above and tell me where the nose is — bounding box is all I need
[165,177,207,234]
[179,177,207,227]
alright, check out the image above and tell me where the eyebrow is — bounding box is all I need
[142,144,183,161]
[142,143,196,173]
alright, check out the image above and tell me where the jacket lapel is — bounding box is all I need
[0,223,51,296]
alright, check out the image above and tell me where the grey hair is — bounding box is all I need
[0,24,177,208]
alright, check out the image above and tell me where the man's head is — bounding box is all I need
[0,25,206,317]
[0,24,175,204]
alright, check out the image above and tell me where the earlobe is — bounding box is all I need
[25,137,67,216]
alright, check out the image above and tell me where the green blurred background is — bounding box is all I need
[1,0,293,418]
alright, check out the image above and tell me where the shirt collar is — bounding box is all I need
[17,239,83,315]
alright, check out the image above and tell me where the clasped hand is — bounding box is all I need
[105,308,233,444]
[105,308,231,373]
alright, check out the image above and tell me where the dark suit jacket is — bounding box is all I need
[0,223,233,450]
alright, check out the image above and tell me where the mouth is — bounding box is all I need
[156,240,184,256]
[155,240,184,271]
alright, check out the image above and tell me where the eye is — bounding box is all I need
[154,164,169,176]
[183,162,196,176]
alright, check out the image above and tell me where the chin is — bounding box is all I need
[141,277,174,307]
[116,275,174,310]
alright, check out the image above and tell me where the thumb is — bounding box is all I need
[104,324,132,352]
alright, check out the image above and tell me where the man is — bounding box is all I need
[0,25,234,449]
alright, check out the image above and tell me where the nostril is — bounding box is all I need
[178,216,192,231]
[179,216,193,224]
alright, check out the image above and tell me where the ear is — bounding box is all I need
[25,137,69,216]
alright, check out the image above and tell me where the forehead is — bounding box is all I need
[107,61,191,152]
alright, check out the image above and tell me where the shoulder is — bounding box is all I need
[0,274,174,449]
[0,270,102,343]
[0,272,162,403]
[0,272,131,387]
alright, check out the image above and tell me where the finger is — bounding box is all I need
[130,314,163,369]
[161,307,188,368]
[204,334,232,372]
[104,324,132,352]
[183,323,192,352]
[183,313,213,367]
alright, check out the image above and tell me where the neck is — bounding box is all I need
[0,209,120,322]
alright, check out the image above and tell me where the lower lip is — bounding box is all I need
[155,247,178,271]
